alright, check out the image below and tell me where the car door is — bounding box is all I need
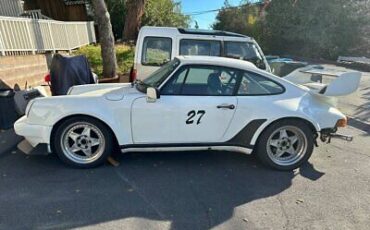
[131,65,240,144]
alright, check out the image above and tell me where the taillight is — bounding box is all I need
[130,68,137,82]
[44,73,51,82]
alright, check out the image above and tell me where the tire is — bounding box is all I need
[256,120,314,171]
[52,116,114,168]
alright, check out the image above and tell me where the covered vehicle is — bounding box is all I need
[49,54,95,96]
[14,56,361,170]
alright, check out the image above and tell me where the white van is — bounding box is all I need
[131,26,271,80]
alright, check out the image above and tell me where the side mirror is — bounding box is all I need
[146,87,160,103]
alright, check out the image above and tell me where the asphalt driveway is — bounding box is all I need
[0,124,369,230]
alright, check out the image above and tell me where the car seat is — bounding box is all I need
[207,73,222,95]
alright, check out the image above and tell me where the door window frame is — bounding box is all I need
[160,64,242,96]
[159,64,286,97]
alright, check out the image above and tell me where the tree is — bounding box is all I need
[212,1,261,37]
[213,0,369,59]
[91,0,118,78]
[123,0,146,41]
[263,0,366,59]
[106,0,126,40]
[142,0,190,28]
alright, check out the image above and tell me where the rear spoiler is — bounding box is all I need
[284,70,362,96]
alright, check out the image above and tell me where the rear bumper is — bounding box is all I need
[14,116,52,147]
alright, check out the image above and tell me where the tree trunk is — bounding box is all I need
[123,0,146,41]
[91,0,118,78]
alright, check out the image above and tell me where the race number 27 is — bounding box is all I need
[186,110,206,125]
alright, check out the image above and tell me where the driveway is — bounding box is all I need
[0,124,369,230]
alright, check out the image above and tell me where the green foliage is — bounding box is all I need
[106,0,126,40]
[212,0,369,59]
[263,0,366,59]
[75,44,134,77]
[103,0,189,39]
[142,0,190,28]
[213,1,259,36]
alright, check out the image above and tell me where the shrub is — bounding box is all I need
[74,44,135,77]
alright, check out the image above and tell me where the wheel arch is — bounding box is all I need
[50,114,119,152]
[250,116,319,146]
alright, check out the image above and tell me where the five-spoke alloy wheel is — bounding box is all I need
[256,120,314,170]
[53,117,114,168]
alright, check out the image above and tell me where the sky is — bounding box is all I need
[180,0,242,29]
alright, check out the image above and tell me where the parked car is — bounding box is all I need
[131,26,271,81]
[14,56,361,170]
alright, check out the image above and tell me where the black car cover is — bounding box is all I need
[50,54,95,96]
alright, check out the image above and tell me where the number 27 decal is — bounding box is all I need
[186,110,206,125]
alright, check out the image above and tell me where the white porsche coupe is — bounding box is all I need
[14,56,361,170]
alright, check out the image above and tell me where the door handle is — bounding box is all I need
[217,104,235,110]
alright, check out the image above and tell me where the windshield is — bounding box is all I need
[224,41,266,70]
[136,58,180,93]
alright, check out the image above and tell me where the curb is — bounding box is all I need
[0,129,23,156]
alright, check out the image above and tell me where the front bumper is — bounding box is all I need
[17,139,50,155]
[14,116,52,147]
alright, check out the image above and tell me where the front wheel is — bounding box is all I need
[256,120,314,171]
[53,117,114,168]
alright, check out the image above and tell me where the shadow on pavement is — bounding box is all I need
[0,150,323,229]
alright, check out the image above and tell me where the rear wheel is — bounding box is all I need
[256,120,314,170]
[53,117,114,168]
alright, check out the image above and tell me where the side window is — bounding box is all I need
[165,66,239,96]
[180,39,221,56]
[238,71,284,95]
[161,68,188,95]
[224,41,266,70]
[142,37,172,66]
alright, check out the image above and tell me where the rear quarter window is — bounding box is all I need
[238,71,285,95]
[142,37,172,66]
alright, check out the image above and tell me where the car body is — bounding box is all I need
[132,26,270,80]
[15,56,360,170]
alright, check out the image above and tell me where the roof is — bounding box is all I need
[139,26,252,41]
[176,56,258,70]
[178,28,247,38]
[63,0,87,5]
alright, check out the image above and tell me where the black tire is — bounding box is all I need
[256,119,314,171]
[52,116,114,168]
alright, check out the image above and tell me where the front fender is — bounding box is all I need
[27,96,132,145]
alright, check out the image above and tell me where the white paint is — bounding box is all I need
[134,26,270,80]
[14,56,348,154]
[0,16,96,56]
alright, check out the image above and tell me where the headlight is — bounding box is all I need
[25,100,36,117]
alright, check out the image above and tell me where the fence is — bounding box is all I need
[0,0,23,17]
[0,16,96,56]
